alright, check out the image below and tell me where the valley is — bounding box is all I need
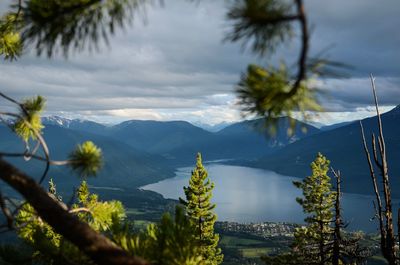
[36,105,400,199]
[2,107,398,264]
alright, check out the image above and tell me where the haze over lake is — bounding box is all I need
[142,164,381,232]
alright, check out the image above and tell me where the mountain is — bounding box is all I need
[103,117,320,165]
[193,121,233,132]
[217,118,320,146]
[253,105,400,197]
[42,116,75,127]
[108,120,214,154]
[103,120,218,165]
[0,124,175,192]
[207,117,320,159]
[39,116,320,166]
[42,116,108,134]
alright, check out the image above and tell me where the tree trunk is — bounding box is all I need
[0,159,148,265]
[332,170,341,265]
[319,219,325,265]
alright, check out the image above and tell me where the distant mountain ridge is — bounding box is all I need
[17,109,400,197]
[42,116,320,166]
[42,116,108,134]
[193,121,233,132]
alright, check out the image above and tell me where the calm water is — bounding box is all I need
[142,164,381,232]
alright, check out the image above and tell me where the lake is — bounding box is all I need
[142,164,381,232]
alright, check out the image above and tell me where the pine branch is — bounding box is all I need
[0,158,148,265]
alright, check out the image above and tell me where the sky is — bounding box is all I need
[0,0,399,126]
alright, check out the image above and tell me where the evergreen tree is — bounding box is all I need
[292,153,336,265]
[0,179,204,265]
[180,153,223,265]
[264,154,370,265]
[112,206,204,265]
[13,180,125,265]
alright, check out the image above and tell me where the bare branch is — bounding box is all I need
[16,0,23,19]
[371,74,387,158]
[0,151,70,166]
[0,93,29,117]
[360,121,384,239]
[372,134,383,170]
[69,207,92,215]
[0,92,23,109]
[360,75,397,264]
[370,75,394,249]
[0,192,14,229]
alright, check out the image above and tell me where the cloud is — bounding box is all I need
[304,106,397,126]
[49,102,242,126]
[0,0,399,125]
[317,77,400,111]
[306,0,400,77]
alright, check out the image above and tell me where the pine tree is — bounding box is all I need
[292,153,336,265]
[1,179,204,265]
[264,155,370,265]
[180,153,223,265]
[112,206,204,265]
[13,180,126,265]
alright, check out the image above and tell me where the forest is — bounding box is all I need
[0,0,399,265]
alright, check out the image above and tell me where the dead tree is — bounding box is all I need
[331,168,342,265]
[360,74,397,265]
[331,169,370,265]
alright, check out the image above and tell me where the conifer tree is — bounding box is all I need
[180,153,223,265]
[0,179,204,265]
[263,155,370,265]
[13,180,126,265]
[292,153,336,265]
[112,206,204,265]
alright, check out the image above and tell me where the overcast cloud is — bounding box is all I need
[0,0,399,125]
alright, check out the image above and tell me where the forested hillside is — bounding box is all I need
[42,116,319,166]
[253,105,400,197]
[0,124,175,190]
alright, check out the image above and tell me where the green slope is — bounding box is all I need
[253,106,400,197]
[0,124,175,192]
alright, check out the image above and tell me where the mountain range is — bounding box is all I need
[1,116,318,193]
[4,106,399,197]
[42,116,320,166]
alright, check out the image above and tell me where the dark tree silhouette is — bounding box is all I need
[360,75,398,265]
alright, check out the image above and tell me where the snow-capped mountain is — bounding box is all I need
[192,121,233,132]
[42,116,108,134]
[42,116,74,127]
